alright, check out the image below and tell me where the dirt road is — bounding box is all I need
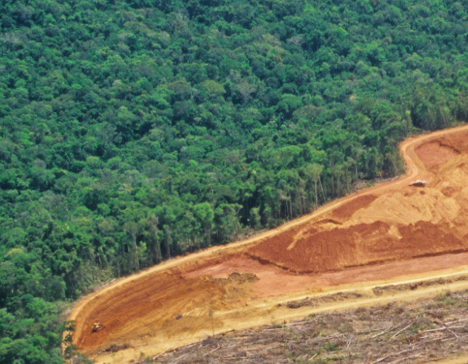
[68,124,468,363]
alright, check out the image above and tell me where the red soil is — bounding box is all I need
[75,272,226,352]
[330,194,378,220]
[415,141,459,170]
[184,252,468,298]
[68,125,468,363]
[247,219,468,274]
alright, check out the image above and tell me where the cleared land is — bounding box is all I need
[147,285,468,364]
[68,124,468,363]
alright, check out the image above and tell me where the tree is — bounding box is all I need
[146,216,162,264]
[1,0,468,360]
[193,202,214,248]
[236,80,257,104]
[124,222,141,271]
[163,224,172,258]
[201,80,225,98]
[305,163,324,209]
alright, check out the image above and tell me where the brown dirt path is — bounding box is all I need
[67,124,468,363]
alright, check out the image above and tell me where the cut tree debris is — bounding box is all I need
[143,289,468,364]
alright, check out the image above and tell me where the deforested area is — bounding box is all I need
[147,289,468,364]
[70,125,468,362]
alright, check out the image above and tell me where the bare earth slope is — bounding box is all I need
[68,125,468,363]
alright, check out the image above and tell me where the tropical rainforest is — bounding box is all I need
[1,0,468,362]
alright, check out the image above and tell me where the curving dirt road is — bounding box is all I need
[68,124,468,363]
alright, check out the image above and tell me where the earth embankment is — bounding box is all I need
[68,124,468,363]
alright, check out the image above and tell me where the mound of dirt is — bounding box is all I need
[100,343,132,354]
[211,272,259,286]
[210,272,259,302]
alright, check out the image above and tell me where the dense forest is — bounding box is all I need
[2,0,468,362]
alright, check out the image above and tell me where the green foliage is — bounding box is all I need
[1,0,468,361]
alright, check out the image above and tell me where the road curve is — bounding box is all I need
[67,123,468,362]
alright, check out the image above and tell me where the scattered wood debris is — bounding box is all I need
[100,342,132,354]
[280,291,364,309]
[141,289,468,364]
[373,276,468,296]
